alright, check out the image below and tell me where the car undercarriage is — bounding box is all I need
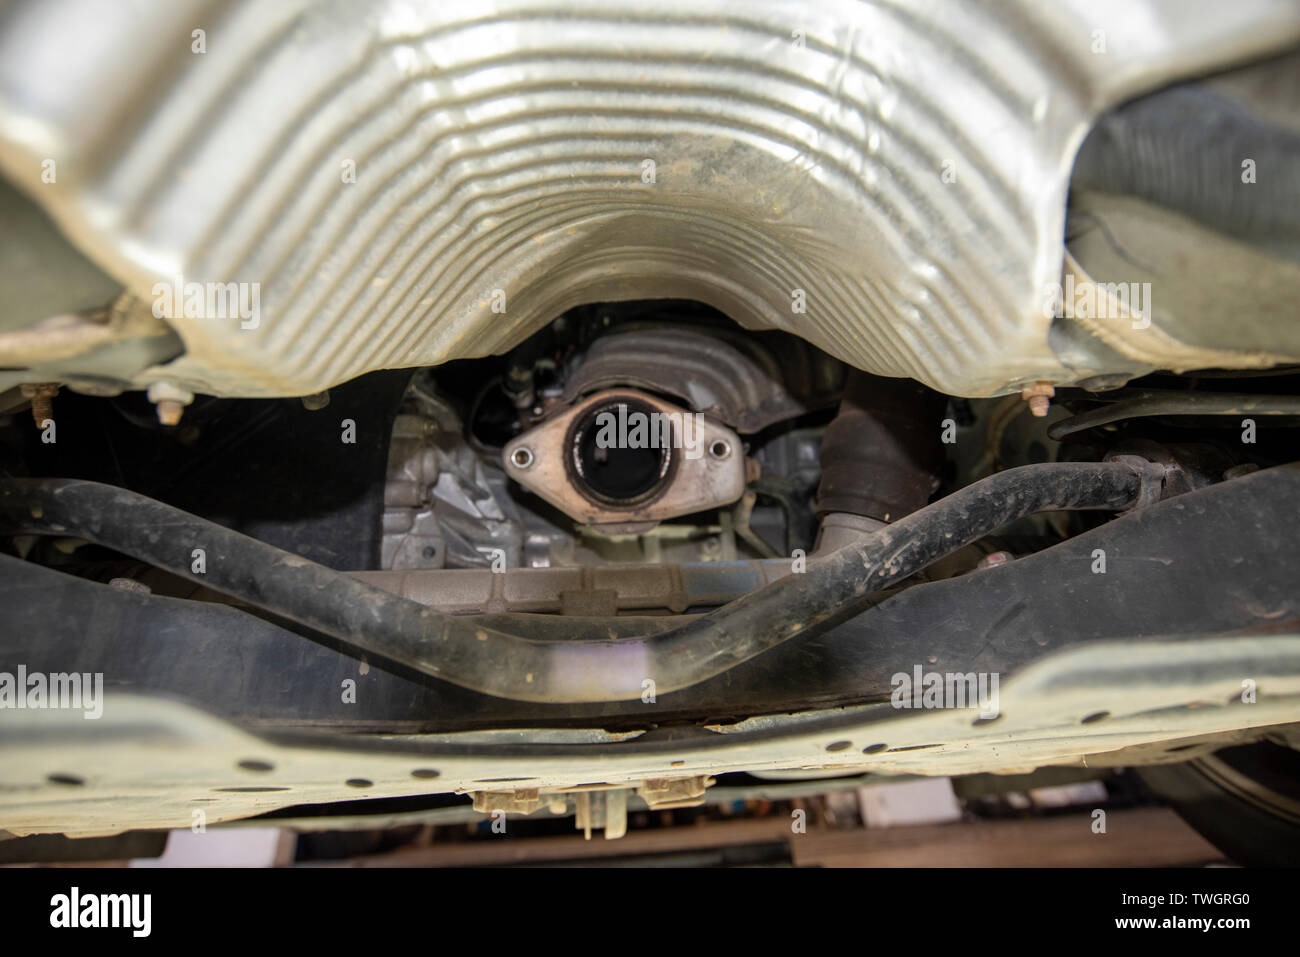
[1,0,1299,868]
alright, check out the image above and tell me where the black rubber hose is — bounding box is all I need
[0,462,1159,703]
[1071,82,1300,251]
[1048,390,1300,440]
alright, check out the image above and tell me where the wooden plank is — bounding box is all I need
[320,806,1222,867]
[792,807,1222,868]
[329,818,797,867]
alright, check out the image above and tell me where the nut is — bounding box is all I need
[19,383,58,427]
[146,381,195,426]
[1021,381,1055,417]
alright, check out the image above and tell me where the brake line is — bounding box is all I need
[1048,390,1300,440]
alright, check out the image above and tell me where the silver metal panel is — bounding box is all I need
[1,0,1297,397]
[3,633,1298,835]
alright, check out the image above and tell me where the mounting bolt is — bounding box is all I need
[19,383,59,427]
[146,381,195,426]
[1021,381,1055,418]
